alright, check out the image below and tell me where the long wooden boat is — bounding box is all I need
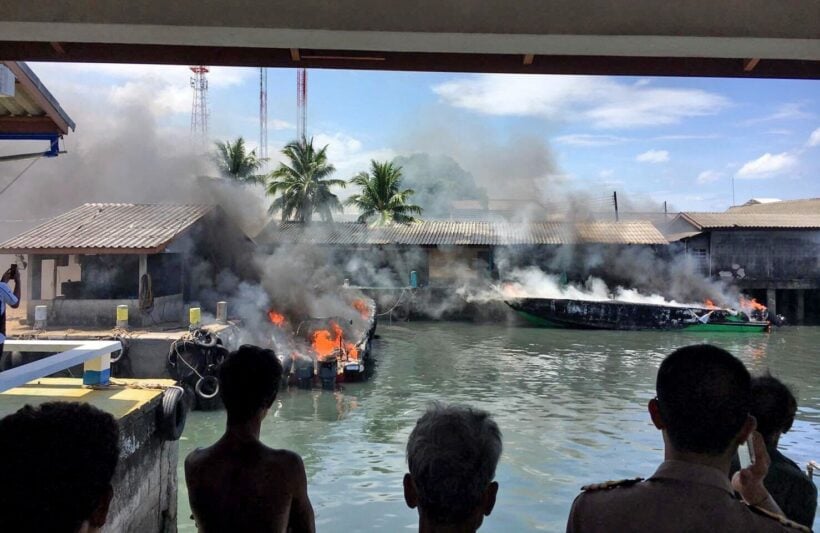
[506,298,770,332]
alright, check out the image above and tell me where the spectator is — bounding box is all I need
[749,375,817,527]
[404,403,502,532]
[185,344,314,532]
[0,401,120,533]
[0,264,21,368]
[566,344,809,533]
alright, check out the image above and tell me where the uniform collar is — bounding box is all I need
[650,460,734,495]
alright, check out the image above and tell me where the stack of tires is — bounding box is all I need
[166,329,228,411]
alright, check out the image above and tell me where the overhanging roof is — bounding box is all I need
[257,220,668,246]
[0,61,75,135]
[726,198,820,214]
[0,1,819,78]
[676,212,820,230]
[0,203,214,255]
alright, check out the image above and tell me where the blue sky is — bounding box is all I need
[19,63,820,211]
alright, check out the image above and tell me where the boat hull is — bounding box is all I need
[507,298,769,332]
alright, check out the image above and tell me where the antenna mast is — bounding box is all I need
[297,68,307,141]
[259,67,268,161]
[189,66,209,145]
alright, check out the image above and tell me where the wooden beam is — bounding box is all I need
[743,58,761,71]
[523,53,535,65]
[0,115,62,134]
[49,42,66,55]
[290,48,300,61]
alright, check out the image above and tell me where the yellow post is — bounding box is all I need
[116,305,129,328]
[189,307,201,328]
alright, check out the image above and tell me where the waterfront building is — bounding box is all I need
[0,202,251,327]
[666,198,820,324]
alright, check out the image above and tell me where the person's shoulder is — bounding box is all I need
[260,446,306,470]
[184,446,212,473]
[745,503,813,532]
[579,477,645,492]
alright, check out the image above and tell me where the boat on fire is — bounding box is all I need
[506,298,772,332]
[270,295,377,389]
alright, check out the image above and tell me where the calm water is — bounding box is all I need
[176,323,820,532]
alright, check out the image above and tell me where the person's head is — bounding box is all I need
[219,344,283,425]
[0,401,120,533]
[404,403,502,532]
[750,374,797,447]
[649,344,753,457]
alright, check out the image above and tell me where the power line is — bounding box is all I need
[0,155,42,197]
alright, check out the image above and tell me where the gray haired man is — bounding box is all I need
[403,403,503,533]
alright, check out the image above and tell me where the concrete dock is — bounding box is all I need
[1,378,183,532]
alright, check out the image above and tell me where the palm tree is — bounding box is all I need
[214,137,266,184]
[266,137,346,222]
[346,161,422,225]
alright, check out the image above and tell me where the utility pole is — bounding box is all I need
[613,191,619,222]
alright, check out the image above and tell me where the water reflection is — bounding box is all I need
[177,324,820,532]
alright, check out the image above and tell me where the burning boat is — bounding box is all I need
[267,295,377,389]
[506,297,774,332]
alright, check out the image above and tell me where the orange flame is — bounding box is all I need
[739,296,767,311]
[704,299,718,309]
[268,310,286,327]
[311,321,359,361]
[352,299,369,319]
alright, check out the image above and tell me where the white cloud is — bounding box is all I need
[635,150,669,163]
[736,152,797,179]
[599,169,614,178]
[432,74,729,129]
[697,170,723,184]
[311,132,395,184]
[652,133,721,141]
[554,134,629,146]
[742,102,814,125]
[807,127,820,147]
[270,119,295,130]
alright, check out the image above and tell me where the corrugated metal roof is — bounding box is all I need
[258,220,668,246]
[0,62,75,134]
[0,203,214,254]
[679,212,820,230]
[726,198,820,214]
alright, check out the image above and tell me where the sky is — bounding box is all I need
[5,63,820,212]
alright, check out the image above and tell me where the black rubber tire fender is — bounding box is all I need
[158,386,188,441]
[108,335,128,364]
[193,330,218,349]
[195,375,220,400]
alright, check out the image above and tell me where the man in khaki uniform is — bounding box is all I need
[566,344,811,533]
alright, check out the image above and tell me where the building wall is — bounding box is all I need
[105,393,178,533]
[27,294,184,327]
[428,246,490,286]
[709,230,820,286]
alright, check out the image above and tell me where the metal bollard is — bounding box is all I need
[189,307,202,328]
[116,305,129,328]
[216,301,228,324]
[34,305,48,329]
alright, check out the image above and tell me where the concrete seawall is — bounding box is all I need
[0,377,183,532]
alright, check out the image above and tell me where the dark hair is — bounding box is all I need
[0,402,120,533]
[219,344,283,424]
[750,374,797,439]
[656,344,751,455]
[406,403,502,525]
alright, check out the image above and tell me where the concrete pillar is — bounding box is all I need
[766,288,777,316]
[216,301,228,323]
[34,305,47,329]
[82,352,111,386]
[116,305,129,328]
[795,289,805,325]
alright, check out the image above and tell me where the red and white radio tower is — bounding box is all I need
[297,68,307,141]
[190,66,209,144]
[259,67,268,160]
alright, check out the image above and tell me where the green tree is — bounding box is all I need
[346,160,422,225]
[214,137,266,184]
[266,137,346,222]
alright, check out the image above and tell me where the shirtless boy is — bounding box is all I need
[185,344,315,533]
